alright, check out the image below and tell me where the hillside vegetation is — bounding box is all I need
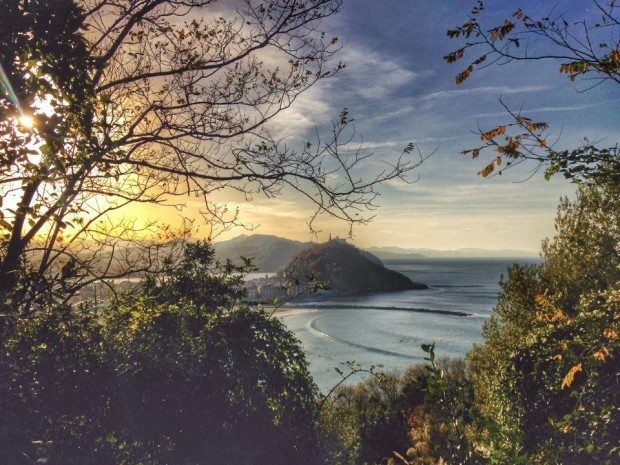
[284,240,427,295]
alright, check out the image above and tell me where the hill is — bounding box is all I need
[212,234,314,272]
[283,239,427,295]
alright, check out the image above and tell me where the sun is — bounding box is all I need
[18,114,35,129]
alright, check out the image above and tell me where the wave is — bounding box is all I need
[287,303,471,317]
[375,329,421,344]
[309,318,418,360]
[430,284,483,289]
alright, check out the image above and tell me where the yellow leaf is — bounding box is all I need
[593,347,609,361]
[603,327,617,339]
[527,121,549,132]
[456,64,473,84]
[480,125,506,141]
[392,451,410,465]
[561,363,582,389]
[535,294,570,322]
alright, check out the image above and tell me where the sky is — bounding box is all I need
[187,0,619,251]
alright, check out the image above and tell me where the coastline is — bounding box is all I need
[262,303,472,317]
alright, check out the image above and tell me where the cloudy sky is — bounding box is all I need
[203,0,619,251]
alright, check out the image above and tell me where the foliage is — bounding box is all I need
[546,145,620,185]
[0,0,420,304]
[320,370,416,465]
[386,348,483,465]
[0,241,321,465]
[445,1,620,86]
[458,102,619,182]
[0,302,320,465]
[319,355,482,465]
[468,182,620,464]
[140,239,252,311]
[445,2,619,180]
[401,345,483,465]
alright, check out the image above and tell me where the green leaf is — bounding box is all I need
[40,144,52,156]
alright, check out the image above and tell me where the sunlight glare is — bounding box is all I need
[18,114,34,129]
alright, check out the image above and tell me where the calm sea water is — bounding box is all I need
[276,258,541,391]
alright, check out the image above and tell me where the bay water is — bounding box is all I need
[276,258,541,391]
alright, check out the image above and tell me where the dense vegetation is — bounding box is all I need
[468,181,619,465]
[0,244,321,465]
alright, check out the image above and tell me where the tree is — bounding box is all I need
[318,355,483,465]
[0,0,419,306]
[1,280,322,465]
[467,181,620,464]
[139,239,251,311]
[444,1,619,180]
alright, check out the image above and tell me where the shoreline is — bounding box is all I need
[262,303,472,318]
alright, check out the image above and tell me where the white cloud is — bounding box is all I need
[339,45,422,100]
[473,104,595,118]
[267,84,334,139]
[341,140,401,151]
[421,84,551,101]
[266,44,424,137]
[369,105,415,122]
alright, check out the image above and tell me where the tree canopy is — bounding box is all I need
[445,1,619,180]
[0,0,419,306]
[0,242,321,465]
[468,181,620,464]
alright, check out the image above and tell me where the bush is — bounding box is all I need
[319,357,481,465]
[468,182,620,464]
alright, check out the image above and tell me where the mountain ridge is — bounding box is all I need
[367,246,539,259]
[212,234,315,272]
[213,234,538,271]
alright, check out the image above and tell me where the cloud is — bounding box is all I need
[341,140,401,151]
[382,179,564,212]
[267,84,334,139]
[339,45,423,100]
[225,199,311,221]
[266,43,424,137]
[473,104,596,118]
[411,135,463,143]
[369,105,415,122]
[420,85,551,101]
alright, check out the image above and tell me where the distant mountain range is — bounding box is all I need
[367,246,539,260]
[212,234,538,272]
[212,234,314,271]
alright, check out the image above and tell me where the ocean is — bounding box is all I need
[276,257,541,391]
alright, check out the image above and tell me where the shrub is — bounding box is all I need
[468,182,620,464]
[1,300,319,465]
